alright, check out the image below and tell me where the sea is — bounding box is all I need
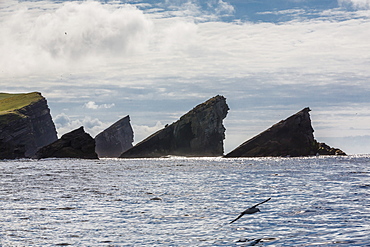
[1,155,370,246]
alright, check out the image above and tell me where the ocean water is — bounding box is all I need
[1,156,370,246]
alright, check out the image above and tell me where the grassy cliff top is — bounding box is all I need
[0,92,43,116]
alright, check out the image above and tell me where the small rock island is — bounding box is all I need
[0,92,57,159]
[225,107,346,157]
[120,95,229,158]
[34,127,98,159]
[95,115,134,158]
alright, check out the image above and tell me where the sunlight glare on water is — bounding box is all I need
[1,156,370,246]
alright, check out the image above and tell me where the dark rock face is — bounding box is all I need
[120,95,229,158]
[34,127,98,159]
[0,92,58,159]
[95,115,134,158]
[225,107,346,157]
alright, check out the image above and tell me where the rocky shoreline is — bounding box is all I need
[0,92,345,159]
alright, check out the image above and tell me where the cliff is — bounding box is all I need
[0,92,58,159]
[95,115,134,158]
[34,126,98,159]
[225,107,346,157]
[120,95,229,158]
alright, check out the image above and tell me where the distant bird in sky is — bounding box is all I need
[230,197,271,224]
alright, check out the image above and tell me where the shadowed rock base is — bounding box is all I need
[315,141,346,155]
[34,127,98,159]
[120,95,229,158]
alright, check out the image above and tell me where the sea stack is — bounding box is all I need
[0,92,57,159]
[95,115,134,158]
[34,126,98,159]
[120,95,229,158]
[225,107,346,157]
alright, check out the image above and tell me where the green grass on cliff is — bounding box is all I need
[0,92,43,117]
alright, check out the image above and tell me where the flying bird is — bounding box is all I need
[229,197,271,224]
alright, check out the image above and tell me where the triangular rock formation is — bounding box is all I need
[225,107,345,157]
[95,115,134,158]
[120,95,229,158]
[34,126,98,159]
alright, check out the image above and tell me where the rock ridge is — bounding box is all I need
[95,115,134,158]
[225,107,346,157]
[120,95,229,158]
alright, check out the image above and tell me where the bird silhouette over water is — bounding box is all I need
[229,197,271,224]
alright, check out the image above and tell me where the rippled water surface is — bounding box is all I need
[1,156,370,246]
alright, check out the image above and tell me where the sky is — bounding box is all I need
[1,0,370,154]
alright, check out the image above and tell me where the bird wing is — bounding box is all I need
[229,198,271,224]
[229,213,244,224]
[251,197,271,208]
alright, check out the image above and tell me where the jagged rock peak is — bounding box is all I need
[120,95,229,158]
[34,126,98,159]
[95,115,134,158]
[0,92,57,159]
[225,107,337,157]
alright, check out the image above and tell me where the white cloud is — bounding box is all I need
[156,0,234,20]
[54,112,71,128]
[159,21,199,53]
[214,0,235,15]
[338,0,370,9]
[132,121,164,143]
[84,101,99,110]
[84,101,115,110]
[3,1,369,80]
[0,1,152,76]
[53,113,109,137]
[258,9,306,16]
